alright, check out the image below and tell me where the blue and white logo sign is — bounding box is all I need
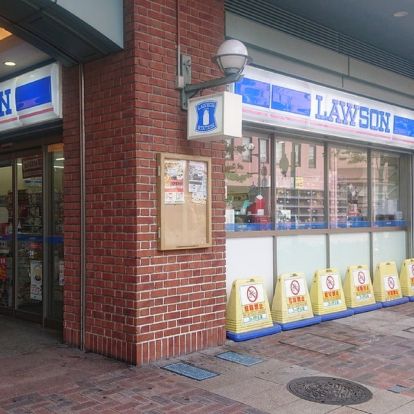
[187,92,242,142]
[0,63,61,134]
[195,100,217,132]
[235,66,414,150]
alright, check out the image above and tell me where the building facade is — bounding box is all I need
[1,0,414,365]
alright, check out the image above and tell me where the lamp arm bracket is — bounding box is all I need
[181,73,243,110]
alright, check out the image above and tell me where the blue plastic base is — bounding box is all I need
[319,309,354,322]
[226,324,282,342]
[409,296,414,302]
[280,316,322,331]
[381,297,410,307]
[351,302,382,314]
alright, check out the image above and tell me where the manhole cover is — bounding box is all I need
[287,376,372,405]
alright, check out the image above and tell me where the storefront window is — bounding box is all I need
[372,151,407,226]
[225,131,409,232]
[225,134,271,230]
[329,147,368,228]
[275,138,325,229]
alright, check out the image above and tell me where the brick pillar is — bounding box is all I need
[63,0,227,364]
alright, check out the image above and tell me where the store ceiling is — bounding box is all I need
[0,31,50,81]
[268,0,414,63]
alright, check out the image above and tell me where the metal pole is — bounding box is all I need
[79,64,86,351]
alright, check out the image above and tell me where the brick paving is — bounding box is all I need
[3,304,414,412]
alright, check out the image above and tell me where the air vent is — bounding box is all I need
[225,0,414,79]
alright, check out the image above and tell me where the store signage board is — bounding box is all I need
[0,63,61,134]
[235,66,414,150]
[187,91,242,142]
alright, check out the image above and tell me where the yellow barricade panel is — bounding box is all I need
[310,268,348,316]
[271,272,314,323]
[226,277,273,334]
[373,261,402,302]
[344,265,376,308]
[400,259,414,297]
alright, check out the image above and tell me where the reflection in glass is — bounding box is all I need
[329,147,368,228]
[16,154,43,315]
[225,135,271,231]
[372,152,405,226]
[50,150,64,321]
[0,164,13,308]
[275,139,325,229]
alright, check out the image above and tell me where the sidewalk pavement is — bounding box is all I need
[2,304,414,413]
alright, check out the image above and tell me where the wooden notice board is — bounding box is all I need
[157,153,212,250]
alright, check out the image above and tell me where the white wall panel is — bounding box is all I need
[226,237,274,303]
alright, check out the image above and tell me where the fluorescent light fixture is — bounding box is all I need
[0,28,12,41]
[393,11,408,17]
[56,158,65,161]
[4,61,16,67]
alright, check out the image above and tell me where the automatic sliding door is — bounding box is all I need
[0,162,13,309]
[16,154,43,317]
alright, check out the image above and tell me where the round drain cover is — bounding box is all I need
[287,376,372,405]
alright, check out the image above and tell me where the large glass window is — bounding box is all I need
[225,134,271,230]
[372,151,407,226]
[329,147,368,228]
[225,131,409,232]
[275,138,325,229]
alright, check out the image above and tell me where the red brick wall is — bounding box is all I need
[63,0,227,364]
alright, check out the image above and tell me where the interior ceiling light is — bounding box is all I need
[4,61,16,66]
[393,11,408,17]
[0,28,12,41]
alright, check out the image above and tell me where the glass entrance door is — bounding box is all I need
[0,162,13,309]
[16,153,43,317]
[0,146,64,327]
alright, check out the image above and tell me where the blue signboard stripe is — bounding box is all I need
[393,115,414,138]
[272,85,311,116]
[15,76,52,111]
[235,77,270,108]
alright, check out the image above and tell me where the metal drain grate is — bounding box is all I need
[287,376,373,405]
[162,362,218,381]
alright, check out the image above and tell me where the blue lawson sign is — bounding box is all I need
[235,66,414,150]
[0,63,61,134]
[195,100,217,132]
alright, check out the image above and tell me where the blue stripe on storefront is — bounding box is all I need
[15,76,52,111]
[393,115,414,138]
[271,85,311,116]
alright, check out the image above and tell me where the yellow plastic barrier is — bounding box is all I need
[400,259,414,301]
[271,272,321,330]
[343,265,381,313]
[373,261,409,307]
[226,277,281,341]
[310,268,353,321]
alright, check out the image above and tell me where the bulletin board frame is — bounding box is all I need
[157,152,212,250]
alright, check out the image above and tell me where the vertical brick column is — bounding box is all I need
[63,0,227,364]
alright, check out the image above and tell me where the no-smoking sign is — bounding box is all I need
[240,283,265,306]
[326,275,335,290]
[358,271,366,284]
[290,280,300,295]
[246,285,258,302]
[387,276,395,290]
[322,273,339,293]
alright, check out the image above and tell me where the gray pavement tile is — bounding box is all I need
[352,388,414,414]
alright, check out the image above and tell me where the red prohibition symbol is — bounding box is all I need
[411,264,414,276]
[358,271,366,285]
[388,276,395,290]
[326,275,335,290]
[247,285,258,303]
[290,279,300,296]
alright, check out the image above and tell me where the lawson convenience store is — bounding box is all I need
[225,66,413,302]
